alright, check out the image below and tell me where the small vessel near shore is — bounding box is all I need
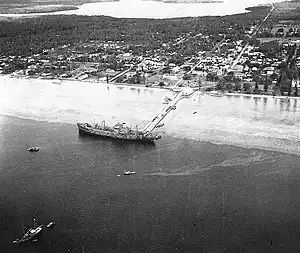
[170,87,182,92]
[156,123,164,128]
[46,221,56,228]
[13,219,43,244]
[27,147,39,152]
[52,80,62,85]
[163,96,173,104]
[208,91,225,97]
[77,121,161,142]
[124,170,136,175]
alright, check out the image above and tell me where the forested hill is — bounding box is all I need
[0,5,269,57]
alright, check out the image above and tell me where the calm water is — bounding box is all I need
[0,115,299,253]
[0,0,282,18]
[0,76,299,252]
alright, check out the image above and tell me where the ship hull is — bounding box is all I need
[13,226,43,244]
[77,123,160,143]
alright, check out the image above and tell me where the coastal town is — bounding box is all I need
[0,1,300,97]
[0,1,299,253]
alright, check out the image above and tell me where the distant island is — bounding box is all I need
[143,0,223,3]
[0,0,119,15]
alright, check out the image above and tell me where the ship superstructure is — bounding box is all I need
[77,121,161,142]
[13,219,43,244]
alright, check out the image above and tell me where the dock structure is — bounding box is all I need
[143,88,196,133]
[141,34,226,134]
[109,66,133,83]
[143,85,216,133]
[143,91,183,132]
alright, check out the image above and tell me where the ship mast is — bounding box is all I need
[132,156,135,171]
[21,220,25,234]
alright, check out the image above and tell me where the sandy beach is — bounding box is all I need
[0,74,299,155]
[6,74,300,100]
[224,92,300,100]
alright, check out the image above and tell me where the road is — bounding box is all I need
[109,65,133,83]
[229,3,275,71]
[172,34,227,88]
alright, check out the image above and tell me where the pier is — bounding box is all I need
[140,33,226,134]
[143,88,196,132]
[109,66,133,83]
[142,84,216,133]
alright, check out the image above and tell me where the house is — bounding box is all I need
[143,58,163,68]
[162,74,178,80]
[171,66,180,73]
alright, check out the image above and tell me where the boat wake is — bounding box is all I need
[0,112,73,125]
[146,151,279,176]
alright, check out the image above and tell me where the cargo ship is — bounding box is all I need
[77,121,161,142]
[13,219,43,244]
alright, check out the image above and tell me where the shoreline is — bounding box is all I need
[3,74,300,100]
[0,76,299,156]
[0,74,174,92]
[223,92,300,100]
[1,113,298,158]
[0,1,119,15]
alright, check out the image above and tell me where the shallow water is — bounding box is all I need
[0,76,299,155]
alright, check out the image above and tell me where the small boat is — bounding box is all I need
[156,123,164,128]
[46,221,56,228]
[163,96,172,104]
[27,147,39,152]
[124,171,136,175]
[52,80,62,85]
[171,87,182,92]
[209,92,225,97]
[32,239,38,243]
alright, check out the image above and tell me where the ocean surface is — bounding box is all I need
[0,0,283,19]
[0,76,299,252]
